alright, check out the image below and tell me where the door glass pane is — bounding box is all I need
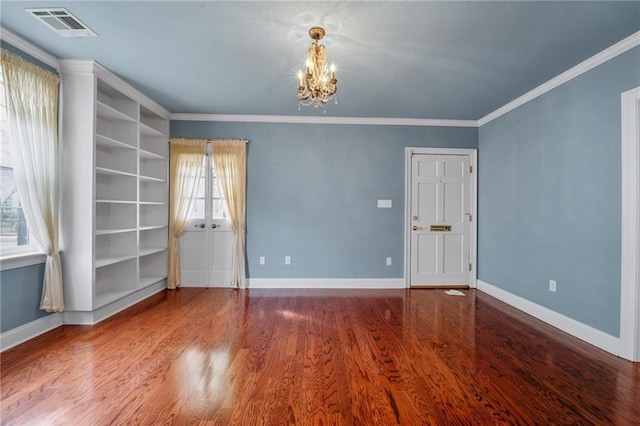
[188,157,207,220]
[211,169,226,220]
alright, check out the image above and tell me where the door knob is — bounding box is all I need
[211,223,218,229]
[412,225,423,231]
[195,223,205,229]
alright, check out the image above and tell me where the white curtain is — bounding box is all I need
[1,49,63,312]
[212,139,247,289]
[168,138,207,289]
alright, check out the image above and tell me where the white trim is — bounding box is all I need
[404,148,478,288]
[478,30,640,126]
[170,113,478,128]
[620,86,640,362]
[0,251,46,271]
[246,278,405,289]
[0,313,63,352]
[63,281,166,325]
[477,280,620,356]
[178,283,235,288]
[0,26,59,70]
[1,283,165,350]
[59,60,171,119]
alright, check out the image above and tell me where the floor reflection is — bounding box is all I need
[177,347,231,412]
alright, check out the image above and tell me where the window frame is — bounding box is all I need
[0,54,48,270]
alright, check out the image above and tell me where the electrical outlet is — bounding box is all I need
[549,279,556,292]
[259,256,265,265]
[285,256,291,265]
[386,257,392,266]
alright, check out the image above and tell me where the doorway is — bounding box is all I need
[179,147,233,287]
[621,85,640,361]
[405,148,477,288]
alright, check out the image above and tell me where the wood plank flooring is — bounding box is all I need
[1,288,639,425]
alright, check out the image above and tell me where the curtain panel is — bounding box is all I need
[167,138,206,289]
[1,49,63,312]
[212,139,247,289]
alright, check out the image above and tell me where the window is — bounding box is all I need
[0,67,34,256]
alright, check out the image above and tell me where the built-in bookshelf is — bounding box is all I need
[60,60,169,324]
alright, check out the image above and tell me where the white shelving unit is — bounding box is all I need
[60,60,170,324]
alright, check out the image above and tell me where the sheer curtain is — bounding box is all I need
[212,139,247,289]
[1,49,63,312]
[167,138,206,289]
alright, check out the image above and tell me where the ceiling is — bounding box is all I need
[1,1,639,120]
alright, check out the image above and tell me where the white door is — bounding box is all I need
[180,149,233,287]
[410,154,471,287]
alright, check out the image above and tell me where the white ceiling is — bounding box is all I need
[1,1,639,119]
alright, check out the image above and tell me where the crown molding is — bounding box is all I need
[60,59,170,119]
[170,113,478,127]
[0,26,59,70]
[478,30,640,127]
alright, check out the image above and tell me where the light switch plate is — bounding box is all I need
[377,199,392,208]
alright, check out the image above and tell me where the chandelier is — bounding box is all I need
[297,26,337,109]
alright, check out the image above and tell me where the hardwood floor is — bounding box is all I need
[1,288,639,425]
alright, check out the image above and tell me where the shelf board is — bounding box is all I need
[95,228,137,236]
[139,149,165,160]
[139,201,166,205]
[139,175,165,183]
[95,289,135,309]
[96,167,137,178]
[96,134,136,150]
[139,247,167,257]
[96,199,137,204]
[139,225,168,231]
[96,101,137,123]
[140,122,165,137]
[139,275,167,289]
[95,254,137,268]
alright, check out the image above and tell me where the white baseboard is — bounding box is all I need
[477,280,620,356]
[64,281,166,325]
[180,283,235,288]
[0,312,63,352]
[1,283,168,351]
[247,278,405,289]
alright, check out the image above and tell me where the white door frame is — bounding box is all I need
[404,148,478,288]
[620,85,640,362]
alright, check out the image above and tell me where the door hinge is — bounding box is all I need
[469,165,473,174]
[469,263,472,271]
[466,213,473,222]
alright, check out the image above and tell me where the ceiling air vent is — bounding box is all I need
[25,8,97,37]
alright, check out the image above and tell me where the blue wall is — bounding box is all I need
[0,263,48,332]
[171,122,477,279]
[478,46,640,337]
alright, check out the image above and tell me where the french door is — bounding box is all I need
[179,147,233,287]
